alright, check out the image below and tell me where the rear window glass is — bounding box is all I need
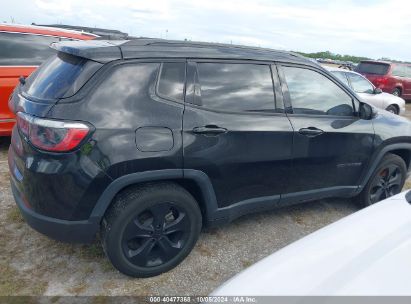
[23,52,102,100]
[355,62,389,75]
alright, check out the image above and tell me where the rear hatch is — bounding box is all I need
[10,39,125,117]
[355,61,390,84]
[11,52,103,117]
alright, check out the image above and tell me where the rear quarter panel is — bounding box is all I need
[47,61,184,180]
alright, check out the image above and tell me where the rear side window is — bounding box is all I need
[0,32,69,66]
[392,65,406,77]
[355,62,389,75]
[196,63,275,112]
[332,71,349,86]
[283,66,354,116]
[23,52,102,100]
[157,62,185,101]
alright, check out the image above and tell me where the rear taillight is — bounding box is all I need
[374,77,388,86]
[16,112,90,152]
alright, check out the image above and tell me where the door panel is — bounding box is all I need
[184,109,293,207]
[286,115,374,193]
[279,64,375,195]
[183,61,294,208]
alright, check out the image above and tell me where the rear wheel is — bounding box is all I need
[385,104,399,114]
[358,154,406,206]
[392,88,401,97]
[101,182,202,277]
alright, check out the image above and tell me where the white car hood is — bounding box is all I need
[212,192,411,296]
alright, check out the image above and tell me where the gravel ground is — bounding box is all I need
[1,104,411,296]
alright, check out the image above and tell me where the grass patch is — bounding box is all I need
[100,260,115,273]
[68,282,89,295]
[403,179,411,190]
[0,264,26,296]
[6,206,24,224]
[241,259,253,268]
[78,243,105,260]
[0,264,47,296]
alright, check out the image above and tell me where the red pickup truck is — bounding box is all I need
[0,24,96,136]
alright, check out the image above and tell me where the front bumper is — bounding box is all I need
[10,180,99,243]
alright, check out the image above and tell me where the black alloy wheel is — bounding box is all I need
[121,202,190,268]
[101,182,202,277]
[359,153,406,206]
[369,164,403,204]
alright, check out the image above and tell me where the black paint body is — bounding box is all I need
[8,39,411,242]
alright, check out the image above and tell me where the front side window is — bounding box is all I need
[282,66,354,116]
[0,32,68,66]
[157,62,185,101]
[347,73,374,94]
[196,63,275,112]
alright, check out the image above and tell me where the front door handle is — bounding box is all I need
[298,127,324,137]
[193,125,228,135]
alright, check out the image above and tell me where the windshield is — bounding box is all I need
[355,62,389,75]
[23,52,102,101]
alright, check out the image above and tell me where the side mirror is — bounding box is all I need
[374,88,383,94]
[359,102,376,120]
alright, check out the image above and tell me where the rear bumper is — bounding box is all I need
[10,180,99,243]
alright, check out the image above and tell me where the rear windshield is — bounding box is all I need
[355,62,389,75]
[23,52,102,101]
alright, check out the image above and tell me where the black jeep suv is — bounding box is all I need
[8,39,411,277]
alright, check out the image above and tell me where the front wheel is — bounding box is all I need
[101,182,202,277]
[358,154,406,206]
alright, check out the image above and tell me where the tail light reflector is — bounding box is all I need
[374,77,388,86]
[16,112,90,152]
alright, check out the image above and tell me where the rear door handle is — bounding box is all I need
[193,125,228,135]
[298,127,324,137]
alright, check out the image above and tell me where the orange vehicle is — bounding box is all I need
[0,24,96,136]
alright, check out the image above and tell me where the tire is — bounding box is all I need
[392,88,401,97]
[101,182,202,277]
[357,153,406,207]
[385,104,399,115]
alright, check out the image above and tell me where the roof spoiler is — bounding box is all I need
[50,40,127,63]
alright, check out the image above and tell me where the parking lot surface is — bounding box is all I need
[1,104,411,296]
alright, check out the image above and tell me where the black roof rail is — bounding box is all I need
[138,39,297,57]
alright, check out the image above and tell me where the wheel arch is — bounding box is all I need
[386,104,399,113]
[357,143,411,193]
[89,169,219,225]
[393,86,403,95]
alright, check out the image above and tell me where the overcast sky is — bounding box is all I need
[2,0,411,61]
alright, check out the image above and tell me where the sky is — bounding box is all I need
[2,0,411,61]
